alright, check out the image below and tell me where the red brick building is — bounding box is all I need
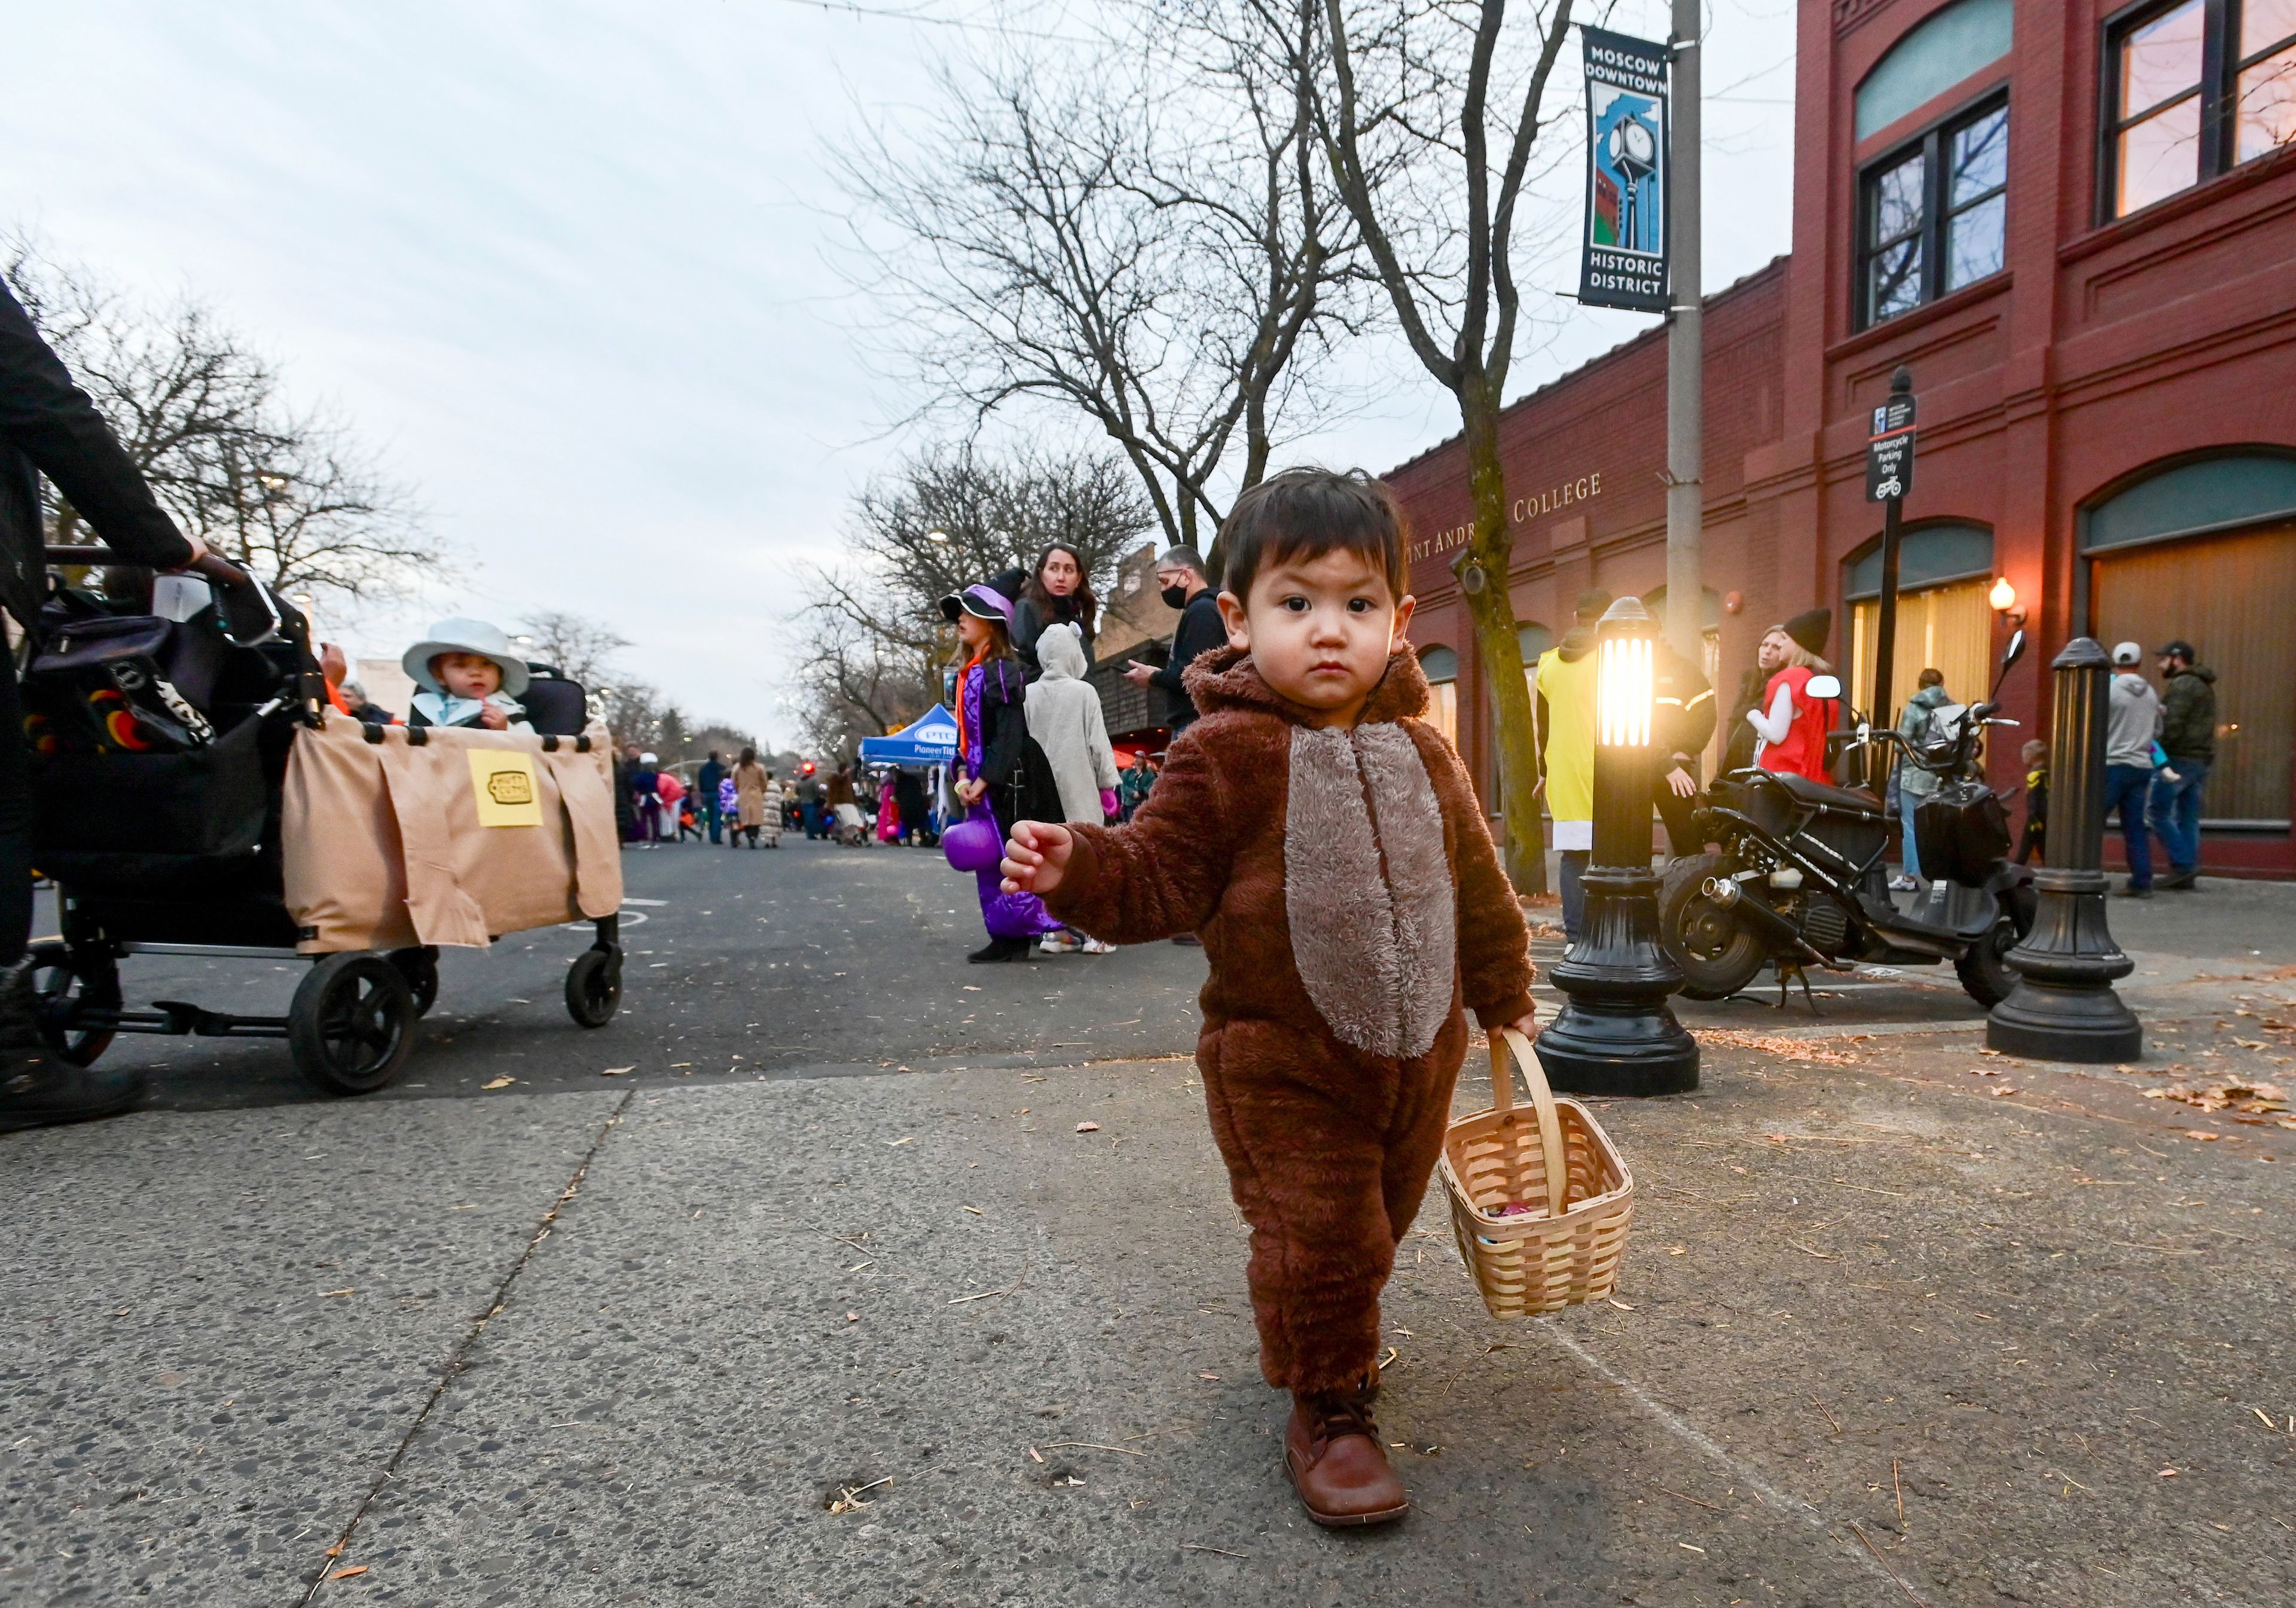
[1394,0,2296,874]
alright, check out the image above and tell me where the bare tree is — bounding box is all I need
[790,443,1158,752]
[1266,0,1583,889]
[521,609,631,689]
[834,8,1358,569]
[520,608,759,761]
[4,236,443,603]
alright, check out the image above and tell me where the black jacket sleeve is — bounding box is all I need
[1149,594,1226,695]
[0,280,194,569]
[1654,647,1717,766]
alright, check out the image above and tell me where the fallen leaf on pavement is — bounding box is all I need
[887,1136,916,1146]
[1608,1297,1636,1310]
[1076,1121,1101,1133]
[1990,1086,2019,1097]
[329,1565,368,1579]
[321,1288,356,1298]
[600,1066,634,1077]
[481,1077,514,1090]
[845,1311,860,1322]
[1199,1372,1221,1381]
[2159,1467,2180,1477]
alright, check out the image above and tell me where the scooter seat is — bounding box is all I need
[1773,771,1883,814]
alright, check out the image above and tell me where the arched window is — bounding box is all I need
[1843,521,1996,718]
[1855,0,2014,139]
[1418,644,1459,745]
[2083,451,2296,828]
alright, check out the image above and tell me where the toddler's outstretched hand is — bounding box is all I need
[1001,821,1073,896]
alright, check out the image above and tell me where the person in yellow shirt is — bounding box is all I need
[1534,588,1610,943]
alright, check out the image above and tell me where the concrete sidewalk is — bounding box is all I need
[8,1000,2294,1606]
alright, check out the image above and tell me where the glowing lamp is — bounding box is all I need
[1532,594,1698,1097]
[1988,575,2026,629]
[1596,631,1654,749]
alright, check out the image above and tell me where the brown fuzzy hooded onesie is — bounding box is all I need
[1044,645,1534,1393]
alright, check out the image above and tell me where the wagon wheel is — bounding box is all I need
[564,947,621,1029]
[289,954,418,1095]
[389,945,441,1016]
[27,941,120,1067]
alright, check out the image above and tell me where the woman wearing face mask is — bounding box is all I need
[1010,542,1099,679]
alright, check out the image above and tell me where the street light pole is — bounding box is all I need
[1986,638,2143,1060]
[1663,0,1702,670]
[1535,597,1699,1096]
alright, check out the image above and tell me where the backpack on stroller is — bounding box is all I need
[25,547,625,1095]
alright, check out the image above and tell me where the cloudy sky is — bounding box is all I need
[7,0,1794,746]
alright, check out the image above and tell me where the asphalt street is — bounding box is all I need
[6,838,2295,1606]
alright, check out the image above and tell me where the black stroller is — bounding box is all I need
[24,545,624,1094]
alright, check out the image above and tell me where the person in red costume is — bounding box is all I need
[1744,608,1837,783]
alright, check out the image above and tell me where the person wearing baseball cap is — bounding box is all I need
[2150,637,2216,890]
[2104,641,2162,896]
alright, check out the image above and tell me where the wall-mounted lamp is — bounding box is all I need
[1449,547,1487,595]
[1988,576,2025,629]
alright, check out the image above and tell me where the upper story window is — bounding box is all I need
[1860,98,2010,327]
[1855,0,2014,141]
[2107,0,2296,219]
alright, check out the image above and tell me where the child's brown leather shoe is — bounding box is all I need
[1284,1381,1409,1527]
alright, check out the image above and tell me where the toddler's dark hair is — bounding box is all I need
[1218,468,1411,606]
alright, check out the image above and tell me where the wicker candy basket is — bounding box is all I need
[1438,1027,1635,1318]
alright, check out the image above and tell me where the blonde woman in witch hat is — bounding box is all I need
[402,618,534,732]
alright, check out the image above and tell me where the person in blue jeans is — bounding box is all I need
[2103,642,2161,897]
[2148,640,2216,891]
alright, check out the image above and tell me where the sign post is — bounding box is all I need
[1864,366,1917,739]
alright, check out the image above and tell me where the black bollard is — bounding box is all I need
[1987,637,2142,1061]
[1536,597,1700,1096]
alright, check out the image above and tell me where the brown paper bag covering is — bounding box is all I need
[282,716,624,953]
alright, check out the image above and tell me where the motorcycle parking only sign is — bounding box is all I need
[1866,395,1916,502]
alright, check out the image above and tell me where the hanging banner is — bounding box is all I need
[1578,28,1671,313]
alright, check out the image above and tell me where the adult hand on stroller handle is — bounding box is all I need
[999,820,1073,895]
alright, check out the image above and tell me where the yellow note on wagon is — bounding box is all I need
[468,749,542,828]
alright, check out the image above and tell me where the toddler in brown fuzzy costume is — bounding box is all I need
[999,468,1535,1527]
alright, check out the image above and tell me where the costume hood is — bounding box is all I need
[1036,621,1087,682]
[1184,646,1430,727]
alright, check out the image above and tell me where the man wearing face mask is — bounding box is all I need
[1123,545,1226,740]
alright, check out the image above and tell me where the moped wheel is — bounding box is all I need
[1955,914,2023,1008]
[289,954,418,1096]
[28,941,119,1067]
[1659,852,1769,1000]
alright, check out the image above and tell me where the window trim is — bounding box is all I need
[1855,90,2011,331]
[2100,0,2296,222]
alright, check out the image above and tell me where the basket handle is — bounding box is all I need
[1492,1027,1571,1220]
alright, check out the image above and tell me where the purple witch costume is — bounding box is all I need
[959,655,1059,941]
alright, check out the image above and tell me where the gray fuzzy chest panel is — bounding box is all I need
[1283,723,1457,1059]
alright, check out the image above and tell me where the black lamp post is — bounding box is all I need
[1535,596,1700,1096]
[1987,637,2142,1060]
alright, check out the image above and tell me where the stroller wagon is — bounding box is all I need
[25,545,625,1095]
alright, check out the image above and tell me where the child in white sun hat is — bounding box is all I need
[401,618,533,732]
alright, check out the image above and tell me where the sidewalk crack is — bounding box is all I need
[297,1090,634,1604]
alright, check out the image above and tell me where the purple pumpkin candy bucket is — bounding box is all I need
[942,814,1004,874]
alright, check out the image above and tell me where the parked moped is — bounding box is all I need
[1657,632,2037,1009]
